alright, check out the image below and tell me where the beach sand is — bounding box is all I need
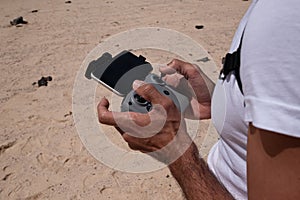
[0,0,250,199]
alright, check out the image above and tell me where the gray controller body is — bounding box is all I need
[121,73,189,113]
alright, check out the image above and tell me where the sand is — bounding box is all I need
[0,0,250,199]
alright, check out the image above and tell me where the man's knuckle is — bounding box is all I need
[161,98,173,108]
[98,112,107,123]
[140,84,158,99]
[122,134,131,142]
[130,113,141,124]
[143,84,155,93]
[172,59,180,66]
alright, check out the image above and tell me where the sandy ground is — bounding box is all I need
[0,0,250,199]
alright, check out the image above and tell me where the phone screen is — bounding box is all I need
[91,51,153,96]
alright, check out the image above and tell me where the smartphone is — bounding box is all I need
[89,51,153,96]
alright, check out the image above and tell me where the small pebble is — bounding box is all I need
[195,25,204,29]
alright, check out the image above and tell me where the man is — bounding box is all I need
[97,0,300,199]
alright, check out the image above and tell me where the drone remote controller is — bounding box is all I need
[86,51,189,113]
[121,73,189,113]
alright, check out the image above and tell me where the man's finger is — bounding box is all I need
[167,59,199,79]
[159,65,177,75]
[97,97,117,125]
[97,97,153,132]
[168,59,191,71]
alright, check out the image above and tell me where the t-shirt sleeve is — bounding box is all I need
[241,0,300,138]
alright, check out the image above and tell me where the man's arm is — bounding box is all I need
[98,85,233,200]
[247,123,300,199]
[168,142,233,200]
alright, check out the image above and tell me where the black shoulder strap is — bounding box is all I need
[220,33,244,94]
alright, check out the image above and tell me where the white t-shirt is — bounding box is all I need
[208,0,300,199]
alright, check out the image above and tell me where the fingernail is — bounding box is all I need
[159,66,176,74]
[133,80,145,90]
[159,65,167,70]
[167,60,174,66]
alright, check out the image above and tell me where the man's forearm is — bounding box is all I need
[169,143,233,200]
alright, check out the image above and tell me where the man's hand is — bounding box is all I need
[97,80,192,162]
[160,59,214,120]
